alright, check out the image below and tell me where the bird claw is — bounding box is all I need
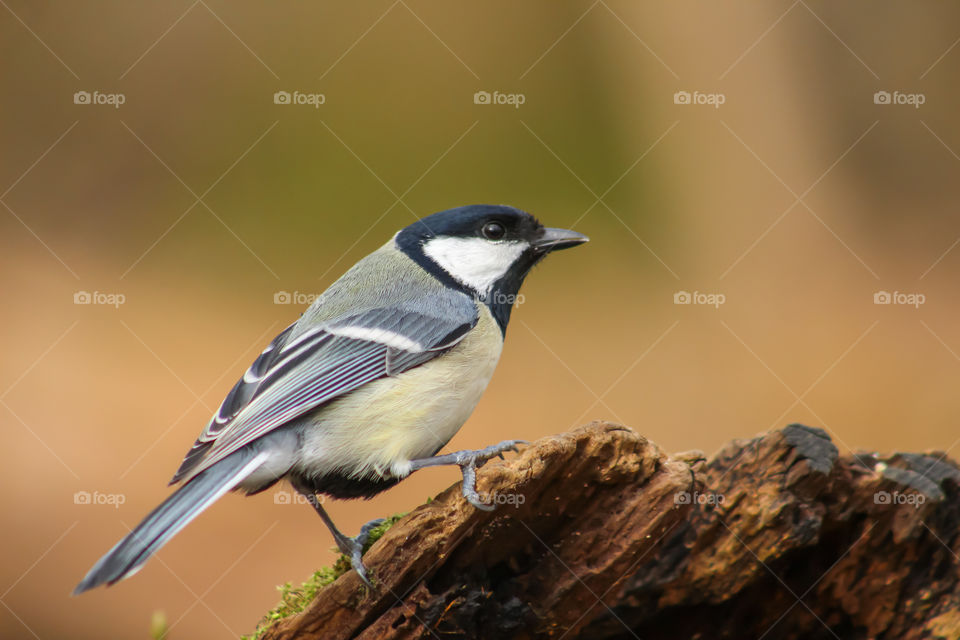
[407,440,528,511]
[455,440,528,510]
[358,517,387,541]
[465,440,527,468]
[337,517,386,588]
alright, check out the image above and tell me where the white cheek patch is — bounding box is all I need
[422,236,529,294]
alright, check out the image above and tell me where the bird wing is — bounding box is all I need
[171,297,478,484]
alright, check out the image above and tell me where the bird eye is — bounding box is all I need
[481,221,506,240]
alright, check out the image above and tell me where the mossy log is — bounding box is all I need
[254,421,960,639]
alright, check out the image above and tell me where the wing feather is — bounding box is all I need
[172,298,478,484]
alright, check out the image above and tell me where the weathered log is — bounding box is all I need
[255,421,960,639]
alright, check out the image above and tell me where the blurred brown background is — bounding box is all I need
[3,1,960,637]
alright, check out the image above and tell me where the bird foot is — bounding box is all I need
[333,517,385,587]
[408,439,528,510]
[452,440,528,511]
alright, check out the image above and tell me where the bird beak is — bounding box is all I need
[533,227,590,252]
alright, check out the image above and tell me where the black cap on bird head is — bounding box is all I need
[396,204,588,332]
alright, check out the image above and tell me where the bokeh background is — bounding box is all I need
[3,1,960,637]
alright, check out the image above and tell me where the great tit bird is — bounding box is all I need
[74,204,588,593]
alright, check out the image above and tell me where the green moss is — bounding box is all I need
[150,610,168,640]
[365,512,406,546]
[242,513,405,640]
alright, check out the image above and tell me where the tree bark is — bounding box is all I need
[258,422,960,640]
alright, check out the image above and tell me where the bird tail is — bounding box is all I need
[73,450,267,595]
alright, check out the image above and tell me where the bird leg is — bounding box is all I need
[295,488,384,587]
[408,439,527,511]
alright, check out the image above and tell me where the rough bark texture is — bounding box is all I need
[258,422,960,640]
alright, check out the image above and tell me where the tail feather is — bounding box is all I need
[73,450,267,595]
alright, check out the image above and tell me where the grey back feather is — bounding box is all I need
[171,242,478,484]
